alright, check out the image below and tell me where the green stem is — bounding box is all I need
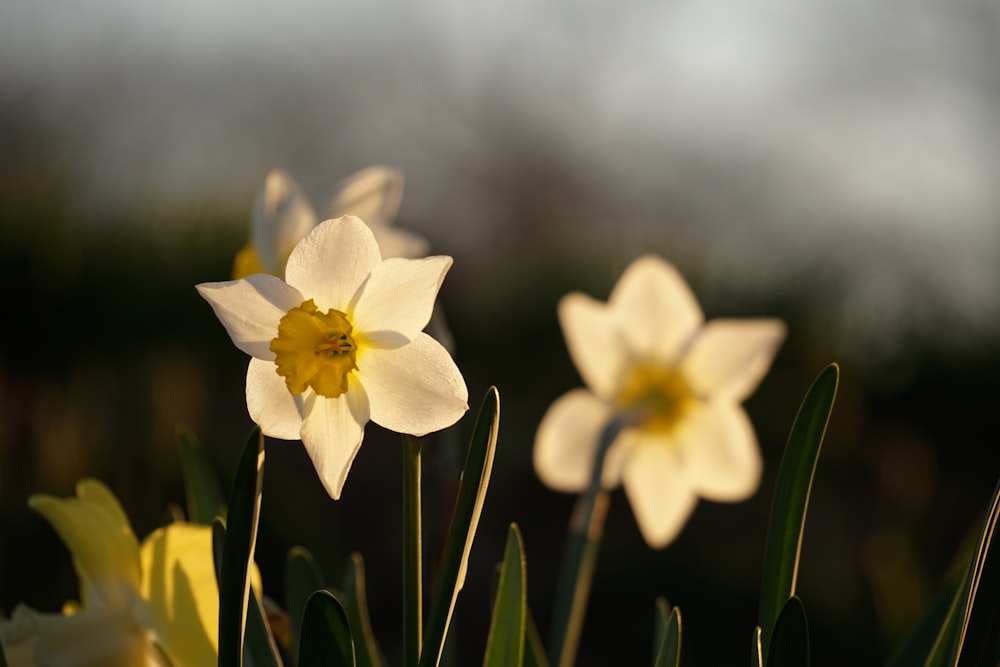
[548,420,624,667]
[403,435,424,667]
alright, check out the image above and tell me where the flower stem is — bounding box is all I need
[403,434,424,667]
[548,419,624,667]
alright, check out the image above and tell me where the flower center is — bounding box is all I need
[614,363,695,433]
[270,299,358,398]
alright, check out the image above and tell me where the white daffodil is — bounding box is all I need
[232,166,428,278]
[199,216,468,499]
[0,479,241,667]
[534,256,786,548]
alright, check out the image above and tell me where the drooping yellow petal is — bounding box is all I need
[0,604,156,667]
[139,523,219,667]
[29,480,142,610]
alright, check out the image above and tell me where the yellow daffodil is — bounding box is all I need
[0,479,241,667]
[199,216,468,499]
[232,166,428,278]
[534,256,786,548]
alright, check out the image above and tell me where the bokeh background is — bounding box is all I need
[2,1,1000,664]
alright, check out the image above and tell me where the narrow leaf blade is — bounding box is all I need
[651,598,681,667]
[341,553,387,667]
[483,523,526,667]
[285,546,327,662]
[757,364,838,659]
[299,590,356,667]
[950,477,1000,666]
[421,387,500,667]
[177,428,227,524]
[765,596,809,667]
[217,428,266,667]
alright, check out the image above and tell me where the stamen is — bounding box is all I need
[270,299,359,398]
[614,363,695,434]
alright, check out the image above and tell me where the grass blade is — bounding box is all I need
[403,434,423,667]
[420,387,500,667]
[299,590,356,667]
[885,572,962,667]
[752,627,763,667]
[757,364,838,659]
[483,523,527,667]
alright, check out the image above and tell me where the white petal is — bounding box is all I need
[370,224,430,260]
[608,255,703,364]
[351,256,452,340]
[327,165,404,228]
[300,380,370,499]
[245,358,307,439]
[358,333,468,436]
[682,319,786,402]
[622,437,698,548]
[284,216,381,312]
[558,293,628,400]
[251,169,318,274]
[677,402,762,501]
[533,389,618,492]
[196,275,302,360]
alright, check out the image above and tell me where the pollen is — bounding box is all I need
[270,299,358,398]
[614,363,695,433]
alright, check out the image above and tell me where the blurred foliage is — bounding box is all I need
[2,169,999,666]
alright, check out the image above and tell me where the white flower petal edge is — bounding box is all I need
[359,333,469,436]
[285,216,382,312]
[677,402,762,501]
[196,275,303,360]
[609,255,704,363]
[623,438,699,548]
[558,294,628,400]
[300,379,371,499]
[351,256,452,339]
[328,166,404,229]
[246,357,308,440]
[533,389,615,492]
[253,169,318,274]
[682,319,787,402]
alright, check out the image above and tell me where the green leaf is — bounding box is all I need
[949,477,1000,667]
[766,597,809,667]
[286,546,327,662]
[652,598,681,667]
[523,611,550,667]
[213,520,283,667]
[757,364,838,660]
[177,427,227,524]
[484,523,527,667]
[341,553,387,667]
[751,627,763,667]
[885,572,962,667]
[217,427,266,667]
[0,639,8,667]
[421,387,500,667]
[299,590,356,667]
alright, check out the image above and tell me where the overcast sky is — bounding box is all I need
[3,0,999,353]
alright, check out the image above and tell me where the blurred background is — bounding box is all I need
[2,0,1000,664]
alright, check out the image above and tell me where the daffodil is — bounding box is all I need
[199,216,468,499]
[0,479,243,667]
[232,166,428,278]
[534,256,786,548]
